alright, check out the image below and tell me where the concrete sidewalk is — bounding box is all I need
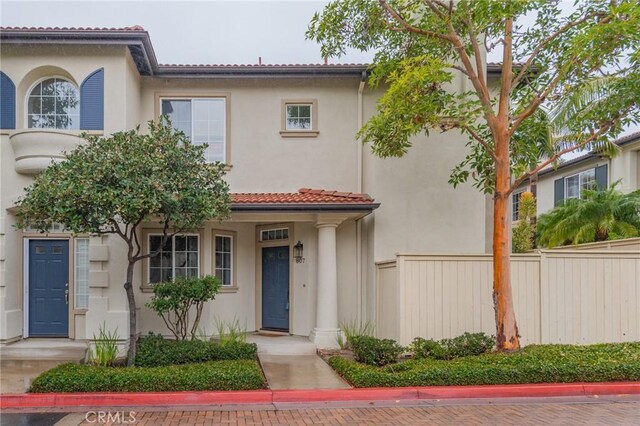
[258,354,350,390]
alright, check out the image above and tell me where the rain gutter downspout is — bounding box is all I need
[356,71,367,322]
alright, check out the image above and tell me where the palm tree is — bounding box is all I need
[537,185,640,248]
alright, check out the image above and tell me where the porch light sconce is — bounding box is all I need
[294,241,304,263]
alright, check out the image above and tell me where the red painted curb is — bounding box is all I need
[272,388,420,403]
[1,382,638,409]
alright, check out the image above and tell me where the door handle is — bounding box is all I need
[65,283,69,305]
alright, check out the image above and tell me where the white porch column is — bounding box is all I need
[309,221,341,348]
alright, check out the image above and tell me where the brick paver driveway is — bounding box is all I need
[72,398,639,425]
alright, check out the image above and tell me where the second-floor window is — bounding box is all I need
[161,98,226,163]
[285,104,312,130]
[28,78,79,129]
[565,168,596,199]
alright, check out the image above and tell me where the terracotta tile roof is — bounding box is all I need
[0,26,145,31]
[231,188,375,205]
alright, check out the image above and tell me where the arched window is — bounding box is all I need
[27,78,79,129]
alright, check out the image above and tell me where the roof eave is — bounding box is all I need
[0,29,159,76]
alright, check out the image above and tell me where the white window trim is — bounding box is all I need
[25,76,80,130]
[159,97,227,164]
[259,227,290,242]
[214,234,234,287]
[147,233,200,285]
[285,103,313,131]
[564,168,596,200]
[280,99,319,137]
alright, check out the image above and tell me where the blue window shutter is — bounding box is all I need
[80,68,104,130]
[595,164,608,190]
[0,71,16,129]
[553,177,564,207]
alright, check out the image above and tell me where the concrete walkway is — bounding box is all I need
[258,354,350,390]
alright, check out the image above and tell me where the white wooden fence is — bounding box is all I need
[376,250,640,346]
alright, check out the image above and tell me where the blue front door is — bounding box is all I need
[261,246,290,331]
[29,240,69,337]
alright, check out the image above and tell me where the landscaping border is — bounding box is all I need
[2,382,639,409]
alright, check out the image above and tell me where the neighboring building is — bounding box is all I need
[0,27,494,349]
[512,132,640,220]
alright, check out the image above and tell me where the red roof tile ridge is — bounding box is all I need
[229,188,375,204]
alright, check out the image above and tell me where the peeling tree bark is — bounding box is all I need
[493,129,521,351]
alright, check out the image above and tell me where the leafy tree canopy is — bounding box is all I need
[308,0,640,194]
[15,118,230,364]
[16,118,230,251]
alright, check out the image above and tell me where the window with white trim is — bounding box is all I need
[285,104,312,130]
[260,228,289,241]
[75,238,89,309]
[161,98,226,163]
[565,168,596,199]
[214,235,233,286]
[148,234,199,284]
[28,78,79,129]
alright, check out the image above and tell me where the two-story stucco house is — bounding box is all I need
[0,26,494,350]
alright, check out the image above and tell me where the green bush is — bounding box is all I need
[329,342,640,387]
[411,332,495,360]
[29,360,266,393]
[350,336,404,366]
[146,275,221,340]
[337,319,376,350]
[134,333,257,367]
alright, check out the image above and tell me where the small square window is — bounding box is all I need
[286,104,312,130]
[281,100,318,137]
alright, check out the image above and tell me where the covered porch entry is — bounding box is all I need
[230,188,379,348]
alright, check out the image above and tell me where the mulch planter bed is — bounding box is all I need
[29,360,267,393]
[328,342,640,388]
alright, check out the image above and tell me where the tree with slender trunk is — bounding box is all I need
[308,0,640,350]
[15,118,230,364]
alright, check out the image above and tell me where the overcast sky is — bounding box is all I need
[0,0,376,65]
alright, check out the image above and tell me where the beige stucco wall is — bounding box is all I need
[139,77,363,193]
[1,42,489,342]
[0,44,140,342]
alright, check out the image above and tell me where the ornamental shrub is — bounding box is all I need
[350,336,404,366]
[134,333,257,367]
[146,275,221,340]
[412,332,495,360]
[512,191,536,253]
[329,342,640,388]
[30,360,266,393]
